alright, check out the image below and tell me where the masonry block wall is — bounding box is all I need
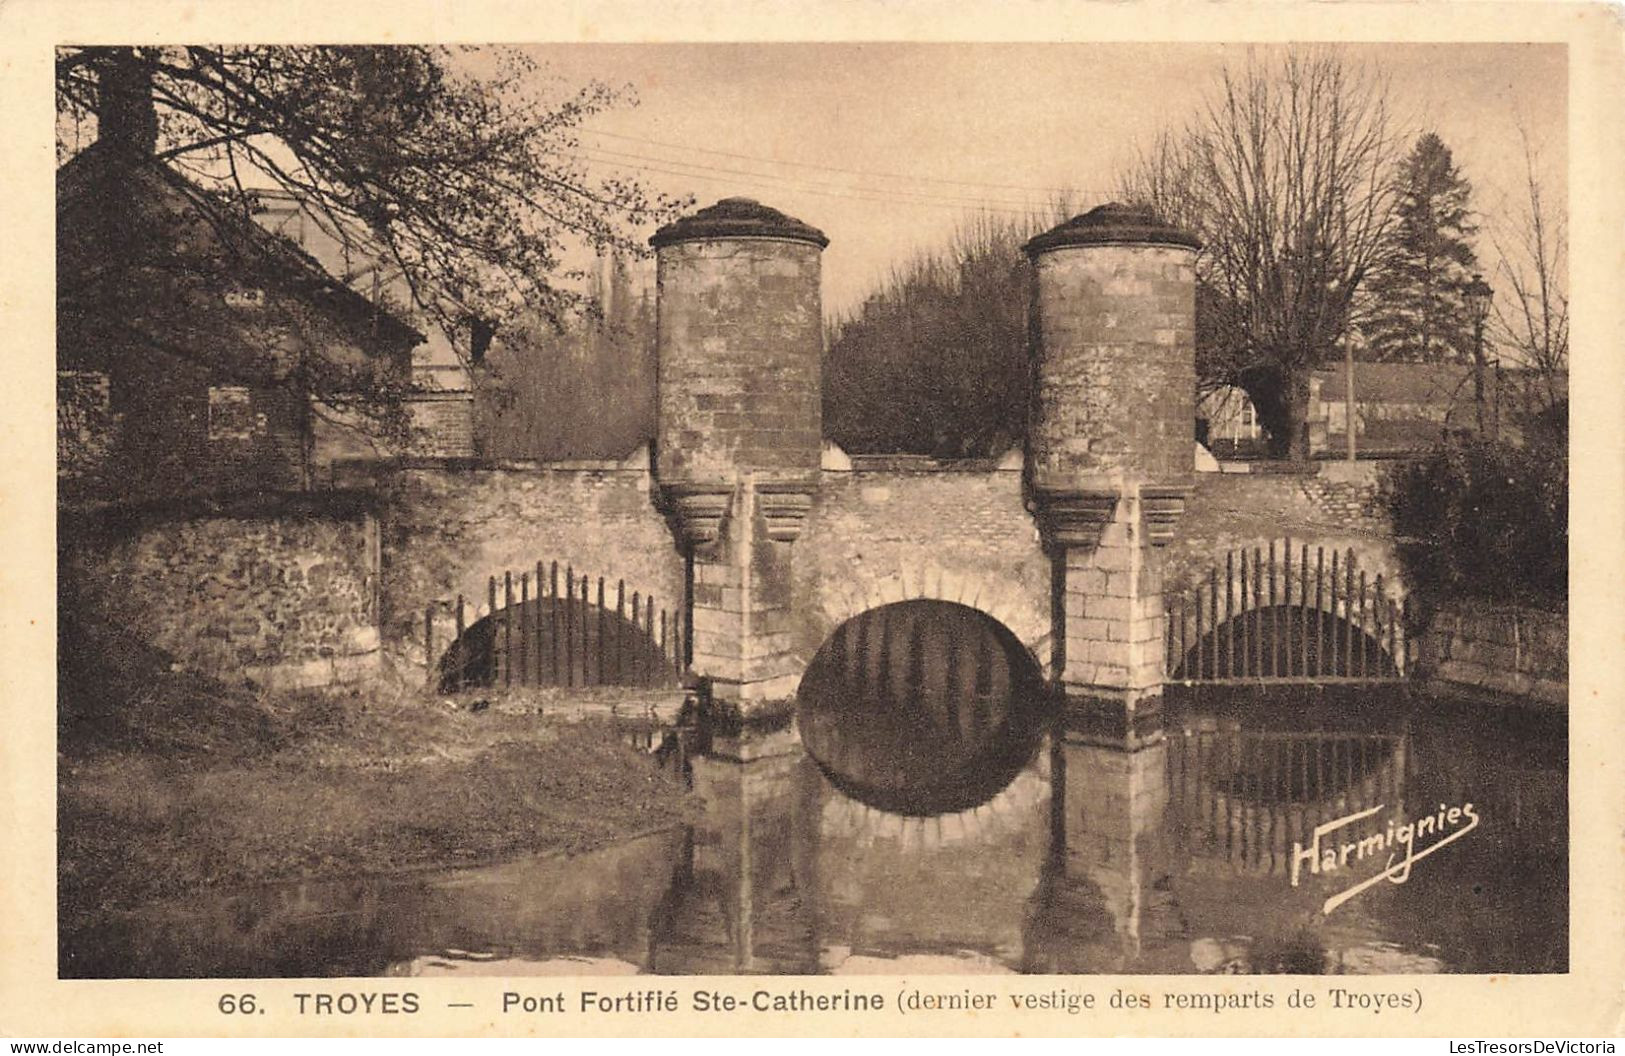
[653,237,823,482]
[1163,470,1404,605]
[378,459,684,670]
[1420,603,1567,709]
[61,502,380,689]
[790,461,1051,673]
[1027,245,1196,488]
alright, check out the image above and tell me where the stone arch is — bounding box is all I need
[794,597,1051,817]
[1166,534,1411,677]
[795,557,1053,679]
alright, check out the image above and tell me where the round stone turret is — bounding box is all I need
[1023,203,1198,546]
[651,198,827,545]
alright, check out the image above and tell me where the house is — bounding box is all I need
[57,142,426,504]
[1309,361,1563,455]
[1196,385,1266,455]
[251,188,477,460]
[1191,362,1565,462]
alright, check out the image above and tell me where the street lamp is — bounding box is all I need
[1465,273,1494,437]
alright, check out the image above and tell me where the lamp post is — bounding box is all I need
[1465,272,1494,437]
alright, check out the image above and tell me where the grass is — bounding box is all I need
[58,614,697,915]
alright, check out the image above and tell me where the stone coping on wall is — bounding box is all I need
[244,648,381,692]
[60,488,381,539]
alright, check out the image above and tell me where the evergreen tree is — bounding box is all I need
[1361,133,1480,362]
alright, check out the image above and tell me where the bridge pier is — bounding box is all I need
[1023,204,1201,750]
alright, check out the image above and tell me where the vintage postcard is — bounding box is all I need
[2,0,1622,1041]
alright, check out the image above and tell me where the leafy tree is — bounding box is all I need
[1121,48,1401,460]
[1360,133,1480,363]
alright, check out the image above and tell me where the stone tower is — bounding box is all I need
[1023,203,1199,747]
[650,198,828,715]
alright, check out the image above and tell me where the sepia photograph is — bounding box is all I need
[48,38,1575,984]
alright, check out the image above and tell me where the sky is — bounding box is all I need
[514,42,1567,317]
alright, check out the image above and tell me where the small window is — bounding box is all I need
[208,386,267,441]
[1241,403,1254,426]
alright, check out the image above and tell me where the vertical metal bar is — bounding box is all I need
[1253,547,1263,679]
[631,591,642,685]
[640,597,653,685]
[583,575,593,686]
[424,604,435,688]
[488,576,498,683]
[1225,551,1235,679]
[564,566,575,687]
[1268,540,1278,678]
[1207,568,1219,680]
[1300,543,1310,677]
[597,577,607,685]
[1373,574,1385,676]
[1344,551,1356,679]
[520,572,530,686]
[1397,597,1407,676]
[1358,570,1369,679]
[535,562,545,685]
[503,572,514,688]
[548,562,559,685]
[1168,592,1179,678]
[1314,548,1325,678]
[1239,549,1250,677]
[659,609,669,679]
[1194,590,1204,682]
[1328,550,1340,677]
[616,580,626,684]
[1387,592,1399,677]
[1282,538,1293,676]
[454,594,466,691]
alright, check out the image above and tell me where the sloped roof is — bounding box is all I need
[58,142,425,348]
[1315,362,1478,405]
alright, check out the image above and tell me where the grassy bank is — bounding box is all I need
[58,616,697,915]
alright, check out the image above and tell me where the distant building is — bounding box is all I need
[1310,362,1565,456]
[1196,385,1265,455]
[57,143,425,504]
[249,188,477,460]
[1192,362,1565,462]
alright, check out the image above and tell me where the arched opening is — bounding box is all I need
[795,600,1049,817]
[1173,605,1400,681]
[435,599,679,692]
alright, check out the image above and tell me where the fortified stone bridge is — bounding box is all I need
[387,197,1403,749]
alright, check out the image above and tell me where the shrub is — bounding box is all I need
[1384,429,1566,614]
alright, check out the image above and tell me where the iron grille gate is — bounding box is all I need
[426,562,687,691]
[1166,538,1409,684]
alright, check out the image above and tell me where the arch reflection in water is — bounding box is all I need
[796,600,1049,816]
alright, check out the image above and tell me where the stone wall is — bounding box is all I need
[1420,603,1567,709]
[655,238,823,483]
[1163,467,1401,601]
[791,462,1051,672]
[61,499,380,690]
[379,456,685,670]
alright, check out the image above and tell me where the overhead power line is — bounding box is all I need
[578,125,1108,199]
[572,144,1063,217]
